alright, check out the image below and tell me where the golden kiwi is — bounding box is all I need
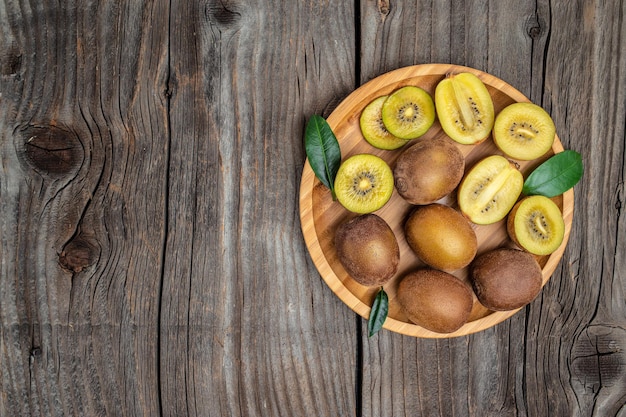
[470,248,543,311]
[507,195,565,255]
[393,138,465,205]
[381,86,436,140]
[457,155,524,225]
[360,96,411,150]
[404,204,477,271]
[396,269,474,333]
[334,154,394,214]
[334,214,400,286]
[493,102,556,161]
[435,72,495,145]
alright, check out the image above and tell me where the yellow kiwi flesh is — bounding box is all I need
[381,86,436,140]
[493,102,556,160]
[360,96,410,150]
[435,72,495,145]
[404,204,478,271]
[457,155,523,225]
[334,154,394,214]
[508,195,565,255]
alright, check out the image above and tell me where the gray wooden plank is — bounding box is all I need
[0,1,169,415]
[160,1,359,415]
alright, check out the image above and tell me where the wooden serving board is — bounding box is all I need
[299,64,574,338]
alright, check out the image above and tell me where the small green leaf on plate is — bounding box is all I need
[523,150,583,197]
[304,115,342,200]
[368,288,389,337]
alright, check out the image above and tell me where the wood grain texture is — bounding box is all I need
[1,0,624,416]
[358,0,626,416]
[1,1,168,416]
[161,1,358,416]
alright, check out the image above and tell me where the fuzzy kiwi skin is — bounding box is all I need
[335,214,400,287]
[404,204,477,271]
[470,248,542,311]
[397,269,473,333]
[393,139,465,205]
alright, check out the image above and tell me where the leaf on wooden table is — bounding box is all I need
[304,115,341,200]
[368,288,388,337]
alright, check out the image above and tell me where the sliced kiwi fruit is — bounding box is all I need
[360,96,410,150]
[335,214,400,286]
[457,155,523,225]
[435,72,495,145]
[507,195,565,255]
[381,86,435,140]
[470,248,543,311]
[393,138,465,205]
[396,269,473,333]
[493,102,556,160]
[334,154,394,214]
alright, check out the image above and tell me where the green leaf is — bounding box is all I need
[368,288,388,337]
[523,150,583,197]
[305,115,341,200]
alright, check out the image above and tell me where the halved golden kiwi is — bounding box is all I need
[435,72,495,145]
[360,96,410,150]
[493,102,556,160]
[457,155,523,224]
[507,195,565,255]
[381,86,435,140]
[334,154,394,214]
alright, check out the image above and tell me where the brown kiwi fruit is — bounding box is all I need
[507,195,565,255]
[334,214,400,286]
[393,138,465,205]
[493,102,556,161]
[360,96,411,150]
[396,269,474,333]
[381,86,436,140]
[404,204,477,271]
[470,248,543,311]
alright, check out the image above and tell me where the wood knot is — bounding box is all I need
[59,236,98,273]
[525,14,545,39]
[571,325,626,393]
[19,125,83,177]
[378,0,390,18]
[205,2,242,26]
[1,45,22,77]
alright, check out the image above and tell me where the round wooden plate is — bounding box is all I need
[299,64,574,338]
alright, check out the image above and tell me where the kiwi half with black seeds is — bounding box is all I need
[334,154,394,214]
[381,86,435,140]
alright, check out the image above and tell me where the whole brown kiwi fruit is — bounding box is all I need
[470,248,543,311]
[404,204,477,271]
[396,269,473,333]
[393,138,465,205]
[335,214,400,286]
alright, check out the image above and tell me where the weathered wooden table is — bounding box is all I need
[1,1,625,416]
